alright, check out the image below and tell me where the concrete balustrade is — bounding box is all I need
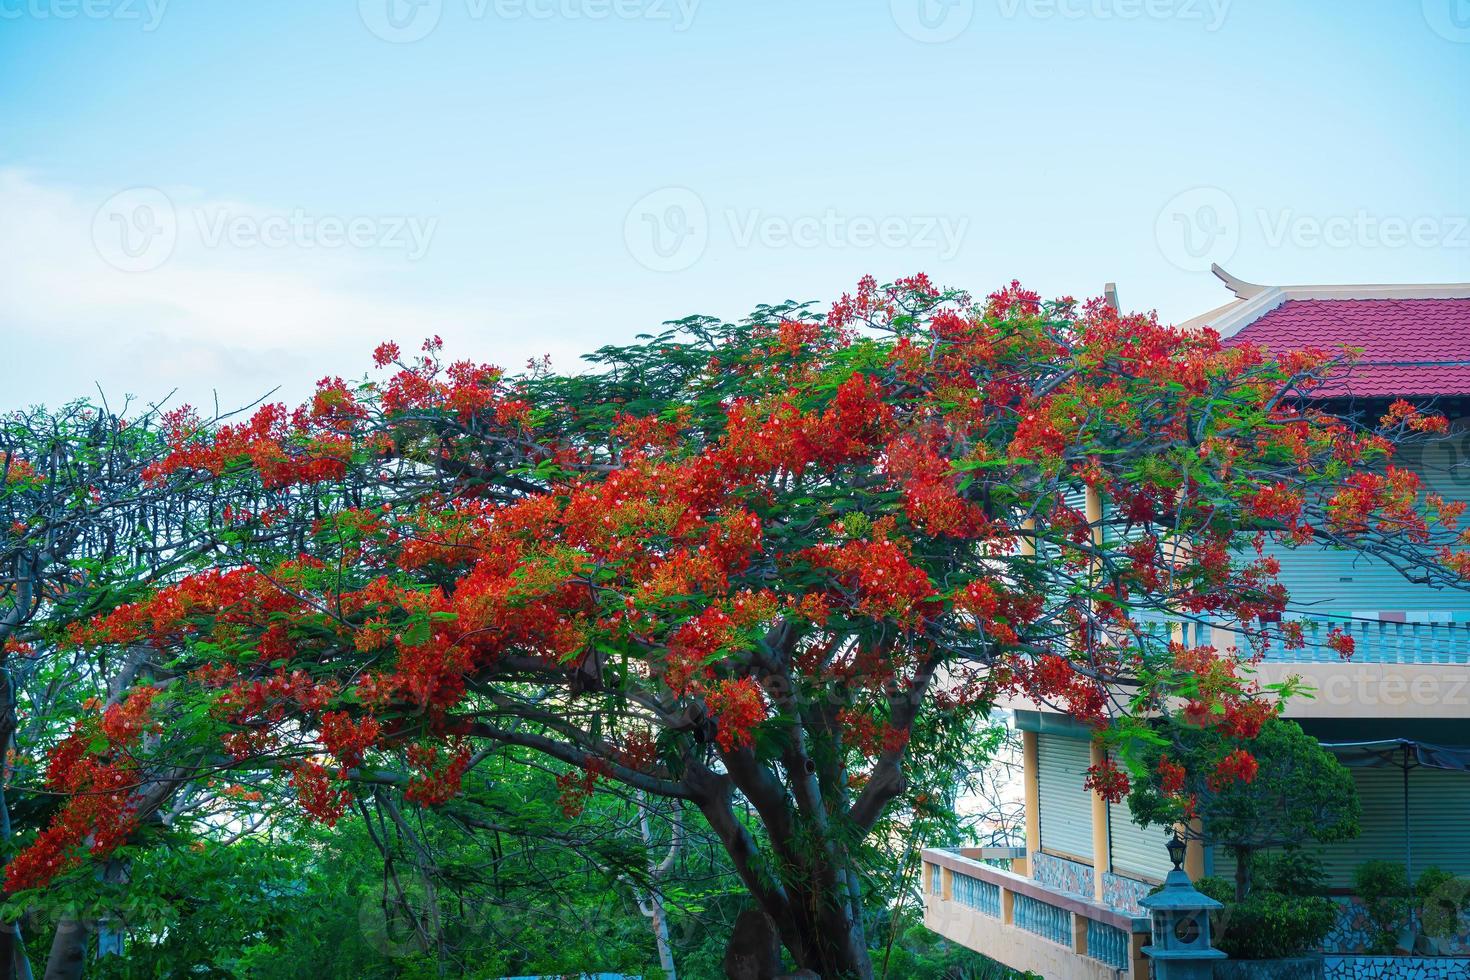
[922,847,1151,980]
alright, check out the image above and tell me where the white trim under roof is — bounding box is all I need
[1180,264,1470,338]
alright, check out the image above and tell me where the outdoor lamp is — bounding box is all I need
[1165,827,1188,871]
[1140,830,1225,978]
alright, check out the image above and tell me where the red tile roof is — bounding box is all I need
[1228,298,1470,398]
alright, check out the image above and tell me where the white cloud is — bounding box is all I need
[0,168,482,410]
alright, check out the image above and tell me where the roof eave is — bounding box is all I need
[1196,264,1470,338]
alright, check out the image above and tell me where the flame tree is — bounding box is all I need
[10,278,1467,978]
[0,395,405,980]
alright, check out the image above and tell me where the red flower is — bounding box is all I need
[1209,749,1259,790]
[1326,627,1355,660]
[373,341,401,367]
[404,743,472,807]
[705,677,767,754]
[289,761,352,826]
[1084,756,1130,805]
[319,711,381,767]
[1158,756,1187,796]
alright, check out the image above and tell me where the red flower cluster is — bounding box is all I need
[1208,749,1260,790]
[1017,654,1108,722]
[144,401,353,489]
[802,522,934,626]
[100,686,159,745]
[1380,399,1449,434]
[4,685,164,892]
[554,768,597,818]
[404,743,473,807]
[319,711,381,767]
[4,758,139,892]
[721,375,894,476]
[1157,756,1188,796]
[1084,757,1130,804]
[289,761,353,826]
[704,677,766,753]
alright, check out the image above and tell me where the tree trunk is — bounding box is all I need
[722,897,875,980]
[1233,846,1253,902]
[0,673,36,980]
[636,793,680,980]
[94,859,128,960]
[0,922,36,980]
[723,910,783,980]
[41,922,86,980]
[648,896,677,980]
[798,886,874,980]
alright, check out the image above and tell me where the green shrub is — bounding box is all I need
[1352,861,1470,950]
[1214,891,1336,959]
[1354,859,1410,953]
[1127,718,1359,901]
[1254,849,1328,897]
[1193,874,1236,906]
[1417,866,1470,941]
[1158,874,1334,960]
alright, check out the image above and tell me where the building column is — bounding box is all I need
[1185,817,1206,880]
[1089,740,1111,903]
[1018,517,1041,881]
[1084,487,1104,550]
[1021,730,1040,878]
[1084,488,1111,903]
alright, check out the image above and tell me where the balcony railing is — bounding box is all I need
[1013,891,1072,945]
[922,848,1150,980]
[951,867,1002,917]
[1087,917,1132,970]
[1258,616,1470,665]
[1142,616,1470,664]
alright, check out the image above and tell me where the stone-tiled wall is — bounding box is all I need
[1325,897,1380,953]
[1102,871,1153,914]
[1031,851,1094,898]
[1028,852,1470,976]
[1324,897,1470,956]
[1030,851,1156,913]
[1322,955,1470,979]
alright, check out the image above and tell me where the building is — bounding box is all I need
[921,267,1470,980]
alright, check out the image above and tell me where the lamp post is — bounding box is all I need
[1140,829,1226,979]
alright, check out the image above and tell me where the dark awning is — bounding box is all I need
[1321,738,1470,772]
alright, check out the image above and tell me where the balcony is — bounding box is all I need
[1257,616,1470,665]
[1145,616,1470,665]
[921,848,1150,980]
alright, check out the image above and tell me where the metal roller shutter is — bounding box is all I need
[1265,444,1470,624]
[1308,767,1470,888]
[1213,768,1470,890]
[1263,538,1470,621]
[1404,769,1470,878]
[1315,768,1421,888]
[1108,799,1174,882]
[1037,732,1095,861]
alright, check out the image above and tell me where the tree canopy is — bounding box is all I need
[6,276,1466,977]
[1127,716,1361,899]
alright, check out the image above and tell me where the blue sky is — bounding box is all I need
[2,0,1467,410]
